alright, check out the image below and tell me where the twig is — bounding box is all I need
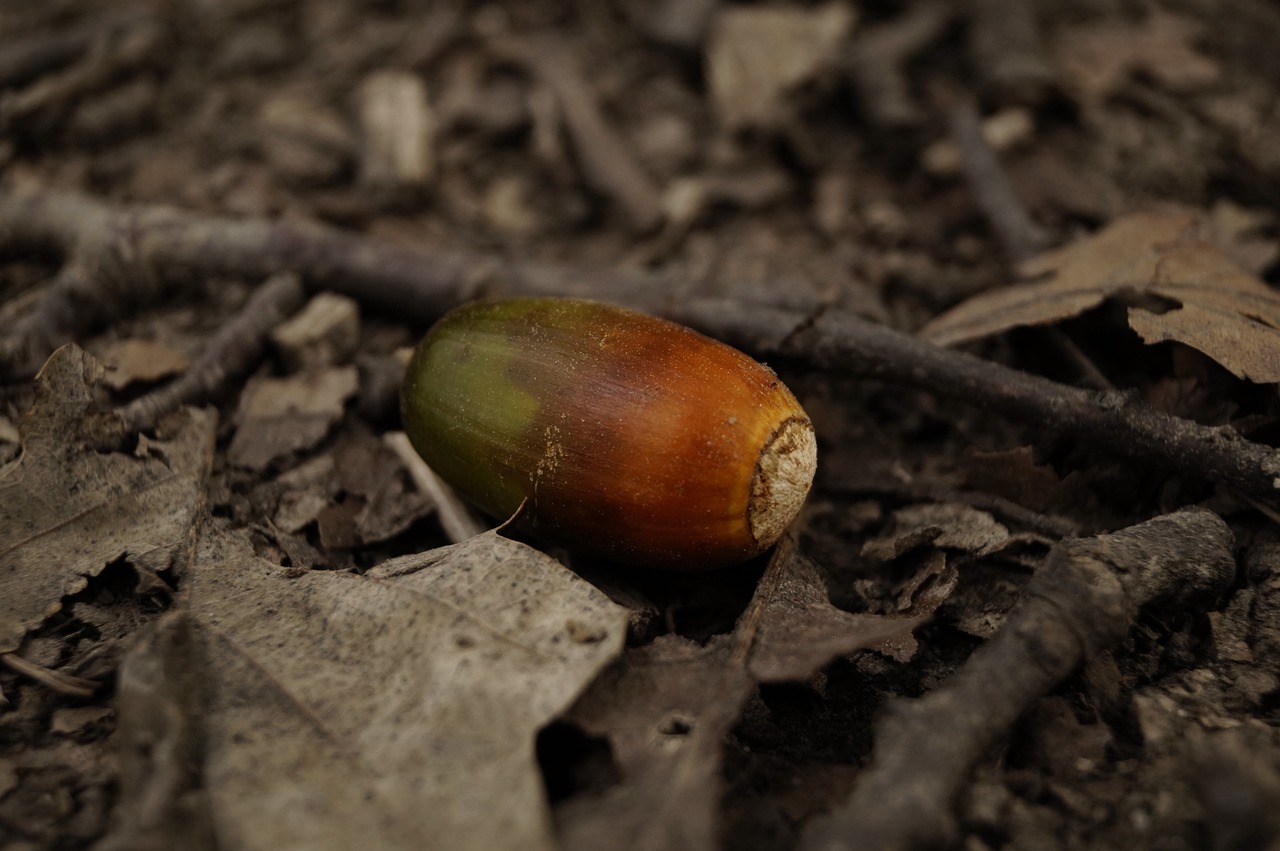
[967,0,1056,104]
[115,272,306,434]
[0,11,145,89]
[819,454,1084,537]
[4,186,1279,510]
[946,94,1048,264]
[384,431,486,543]
[1,15,163,134]
[845,3,953,129]
[801,508,1236,851]
[2,261,109,377]
[0,183,672,379]
[1,650,99,697]
[1044,328,1116,392]
[496,35,664,233]
[680,300,1280,509]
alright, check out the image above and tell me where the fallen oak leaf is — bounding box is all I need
[921,209,1200,345]
[962,445,1093,522]
[106,524,628,851]
[98,612,213,851]
[308,428,434,549]
[0,344,215,654]
[920,208,1280,383]
[1128,301,1280,384]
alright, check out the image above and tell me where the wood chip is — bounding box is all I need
[227,366,358,470]
[270,292,360,372]
[707,2,855,130]
[258,92,354,185]
[358,70,436,189]
[97,338,192,390]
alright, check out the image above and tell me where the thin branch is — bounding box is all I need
[0,183,672,378]
[384,431,486,544]
[845,3,954,129]
[0,261,104,379]
[4,186,1279,509]
[802,508,1236,851]
[945,94,1049,264]
[115,272,306,434]
[1,15,164,134]
[1,650,99,698]
[0,11,145,89]
[680,300,1280,508]
[496,35,664,233]
[967,0,1056,104]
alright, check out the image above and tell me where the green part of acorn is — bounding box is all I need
[400,297,816,569]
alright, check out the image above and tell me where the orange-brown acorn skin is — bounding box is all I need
[400,297,816,569]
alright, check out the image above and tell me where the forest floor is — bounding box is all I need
[2,1,1279,850]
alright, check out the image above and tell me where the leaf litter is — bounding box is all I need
[96,519,950,851]
[5,2,1280,848]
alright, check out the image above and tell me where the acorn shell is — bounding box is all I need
[400,297,816,569]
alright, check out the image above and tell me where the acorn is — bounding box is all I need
[400,297,816,569]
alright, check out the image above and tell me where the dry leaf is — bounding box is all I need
[101,613,218,851]
[1054,9,1221,100]
[227,366,358,469]
[107,526,627,851]
[97,339,192,390]
[559,634,751,851]
[49,705,113,736]
[272,454,338,533]
[862,503,1010,563]
[270,292,360,372]
[278,429,434,548]
[257,92,354,184]
[920,208,1280,383]
[963,446,1092,521]
[0,345,215,654]
[748,548,954,681]
[322,431,433,546]
[1204,200,1279,275]
[706,2,855,130]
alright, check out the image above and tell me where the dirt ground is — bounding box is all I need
[2,1,1280,850]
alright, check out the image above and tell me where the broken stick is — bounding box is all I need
[801,508,1235,851]
[3,185,1279,509]
[683,299,1280,510]
[115,272,305,434]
